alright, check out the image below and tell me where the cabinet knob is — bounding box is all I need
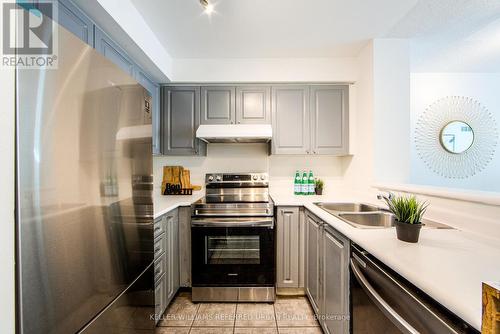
[238,121,241,124]
[313,151,317,154]
[306,150,310,154]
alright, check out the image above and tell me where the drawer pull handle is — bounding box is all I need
[227,273,238,276]
[155,247,161,253]
[154,226,161,232]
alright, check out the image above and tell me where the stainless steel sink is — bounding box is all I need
[315,202,393,228]
[338,212,395,228]
[314,202,454,229]
[314,202,380,213]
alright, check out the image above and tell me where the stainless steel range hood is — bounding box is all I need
[196,124,272,143]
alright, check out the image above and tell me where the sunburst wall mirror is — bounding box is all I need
[415,96,498,179]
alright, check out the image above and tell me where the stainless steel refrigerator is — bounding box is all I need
[16,21,155,334]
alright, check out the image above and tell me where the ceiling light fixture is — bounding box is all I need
[200,0,214,14]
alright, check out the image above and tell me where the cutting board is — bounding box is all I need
[482,282,500,334]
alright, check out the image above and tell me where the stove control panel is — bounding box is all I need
[205,173,268,184]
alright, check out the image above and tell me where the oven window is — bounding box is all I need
[206,235,260,264]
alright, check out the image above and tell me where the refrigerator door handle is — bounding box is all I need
[350,258,419,334]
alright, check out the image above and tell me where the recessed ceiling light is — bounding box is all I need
[200,0,214,14]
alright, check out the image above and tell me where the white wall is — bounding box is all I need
[341,42,374,195]
[0,29,16,334]
[410,73,500,192]
[372,39,411,184]
[170,57,358,82]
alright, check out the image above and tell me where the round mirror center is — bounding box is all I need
[440,121,474,154]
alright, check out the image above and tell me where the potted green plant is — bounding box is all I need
[315,178,324,195]
[380,193,428,243]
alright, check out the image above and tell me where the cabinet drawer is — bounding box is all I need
[154,219,165,238]
[154,232,166,259]
[155,273,166,320]
[154,255,167,283]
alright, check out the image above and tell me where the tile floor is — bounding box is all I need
[156,292,323,334]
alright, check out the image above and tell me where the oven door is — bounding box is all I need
[191,218,275,286]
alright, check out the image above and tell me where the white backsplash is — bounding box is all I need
[153,143,346,191]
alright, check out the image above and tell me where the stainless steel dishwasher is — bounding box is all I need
[350,245,479,334]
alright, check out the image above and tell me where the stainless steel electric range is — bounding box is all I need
[191,173,275,302]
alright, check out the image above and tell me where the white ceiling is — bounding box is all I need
[131,0,418,59]
[393,0,500,72]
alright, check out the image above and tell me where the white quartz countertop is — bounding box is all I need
[271,192,500,331]
[153,190,499,330]
[154,192,204,218]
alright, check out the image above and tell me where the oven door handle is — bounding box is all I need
[350,258,420,334]
[191,218,274,228]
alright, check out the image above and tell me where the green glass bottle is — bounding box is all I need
[308,170,315,195]
[294,170,301,195]
[301,171,308,195]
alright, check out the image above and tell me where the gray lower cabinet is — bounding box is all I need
[272,86,310,154]
[236,86,271,124]
[305,210,350,334]
[178,207,192,287]
[305,211,322,312]
[310,85,349,155]
[162,86,205,155]
[155,273,166,322]
[322,225,350,334]
[200,86,236,124]
[276,207,300,288]
[154,217,167,322]
[165,210,180,302]
[94,26,135,77]
[154,209,180,323]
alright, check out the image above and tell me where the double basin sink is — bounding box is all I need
[314,202,452,229]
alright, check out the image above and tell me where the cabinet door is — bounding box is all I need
[310,85,349,155]
[305,212,322,313]
[165,210,179,303]
[322,227,350,334]
[155,273,167,322]
[236,86,271,124]
[94,26,135,77]
[272,86,310,154]
[162,86,205,156]
[200,86,236,124]
[136,70,160,154]
[276,207,300,288]
[35,0,94,45]
[58,0,94,45]
[178,207,192,287]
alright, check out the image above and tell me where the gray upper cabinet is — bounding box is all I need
[305,212,322,313]
[136,70,160,155]
[276,207,300,288]
[322,226,350,334]
[272,86,310,154]
[200,86,236,124]
[236,86,271,124]
[57,0,94,45]
[94,26,135,77]
[310,85,349,155]
[35,0,94,46]
[162,86,205,156]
